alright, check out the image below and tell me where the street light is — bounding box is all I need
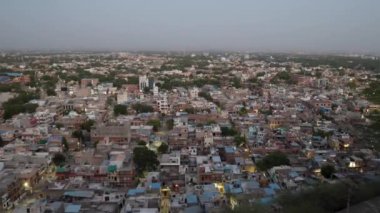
[23,181,30,188]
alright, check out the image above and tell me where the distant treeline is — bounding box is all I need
[253,54,380,72]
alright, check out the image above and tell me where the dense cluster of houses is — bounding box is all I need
[0,52,379,213]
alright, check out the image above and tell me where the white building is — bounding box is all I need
[189,87,199,99]
[157,93,169,114]
[139,75,149,92]
[117,91,128,104]
[153,84,159,97]
[204,134,214,147]
[34,110,56,125]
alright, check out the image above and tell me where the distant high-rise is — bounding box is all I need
[139,75,149,92]
[157,93,169,114]
[153,84,159,97]
[148,77,155,89]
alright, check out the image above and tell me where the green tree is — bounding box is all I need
[94,140,100,148]
[259,108,273,115]
[363,81,380,104]
[256,72,265,77]
[127,76,139,84]
[106,96,115,106]
[41,75,55,81]
[184,107,197,114]
[114,104,128,116]
[248,77,258,83]
[143,87,150,94]
[55,123,64,129]
[221,127,238,137]
[321,164,336,179]
[52,153,66,166]
[157,143,169,154]
[132,103,154,113]
[113,78,127,89]
[147,119,161,132]
[276,180,380,212]
[46,88,57,96]
[271,71,296,84]
[24,103,39,113]
[347,81,357,89]
[0,83,22,92]
[2,92,39,119]
[198,91,212,101]
[234,135,246,147]
[72,130,83,140]
[81,119,95,131]
[256,151,290,171]
[62,137,69,152]
[137,140,147,146]
[314,129,333,138]
[207,120,216,125]
[133,146,159,174]
[232,77,242,88]
[166,119,174,130]
[238,107,248,116]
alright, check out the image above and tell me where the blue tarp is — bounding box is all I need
[264,188,275,196]
[202,184,218,192]
[48,135,63,143]
[150,182,161,190]
[243,180,260,189]
[5,72,23,77]
[186,194,198,204]
[224,146,235,154]
[224,183,243,194]
[0,130,9,134]
[0,76,10,83]
[289,171,299,178]
[269,183,281,190]
[260,197,274,204]
[127,188,145,196]
[107,165,117,173]
[65,204,81,213]
[199,191,218,203]
[212,156,222,163]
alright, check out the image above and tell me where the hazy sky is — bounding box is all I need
[1,0,379,53]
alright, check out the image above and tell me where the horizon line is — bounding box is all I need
[1,48,379,57]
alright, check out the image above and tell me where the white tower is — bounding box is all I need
[139,75,149,92]
[153,84,159,97]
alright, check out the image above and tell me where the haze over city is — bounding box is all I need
[2,1,380,213]
[1,0,380,54]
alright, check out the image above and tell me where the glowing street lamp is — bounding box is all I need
[23,181,30,188]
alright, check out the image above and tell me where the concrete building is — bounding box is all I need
[81,78,99,88]
[153,84,159,97]
[91,123,131,144]
[157,93,169,114]
[139,75,149,92]
[189,87,199,99]
[117,90,128,104]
